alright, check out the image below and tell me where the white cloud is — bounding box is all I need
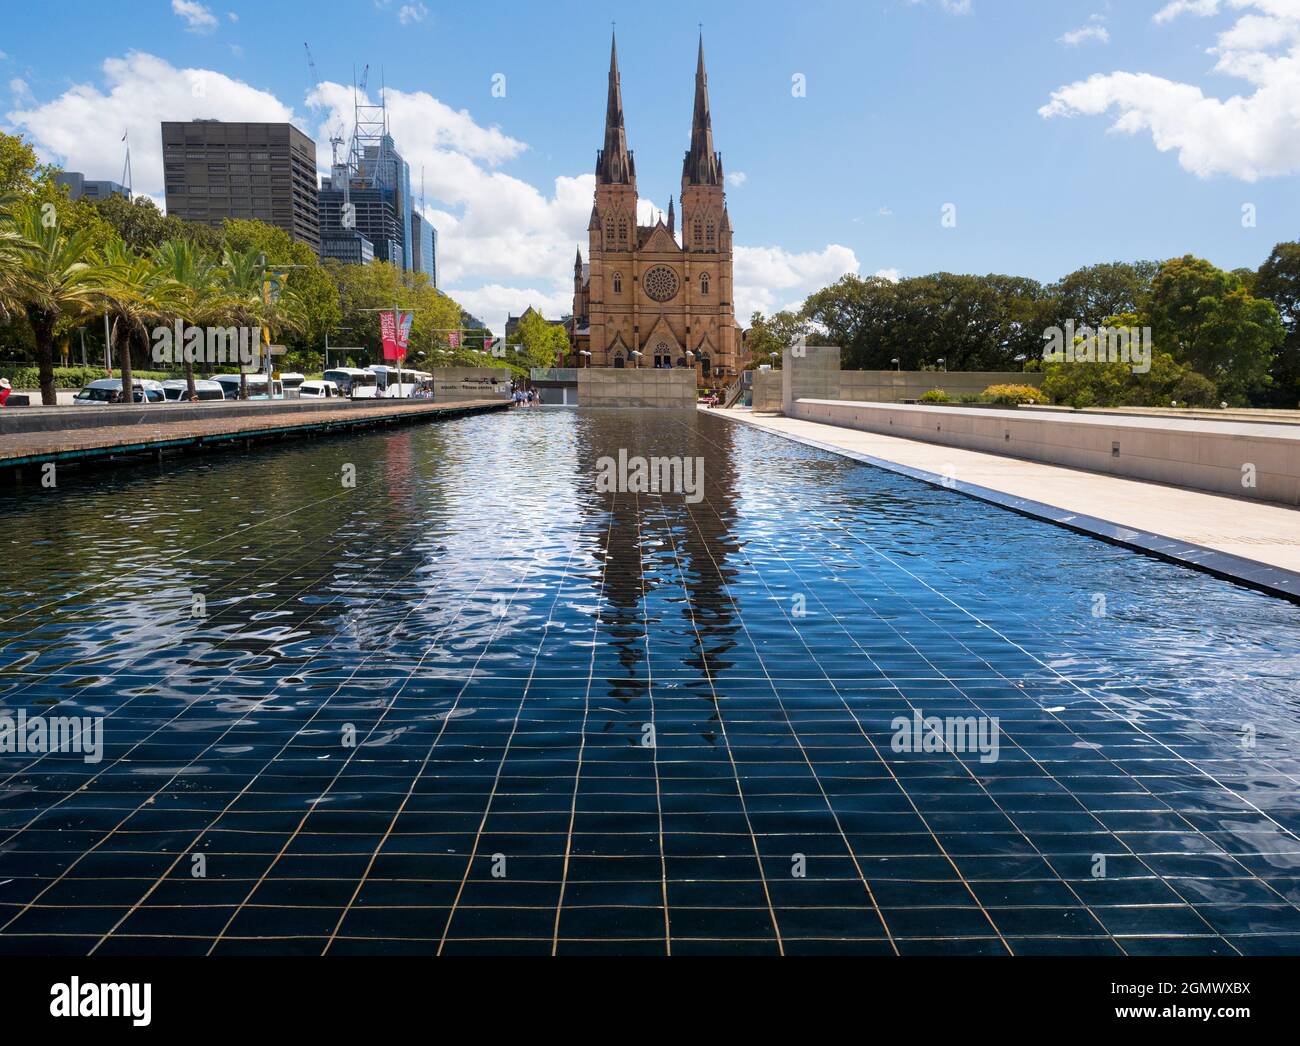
[905,0,974,13]
[727,171,748,186]
[1153,0,1223,23]
[172,0,219,33]
[1058,16,1110,46]
[398,3,429,25]
[5,52,297,195]
[734,244,860,321]
[9,79,33,105]
[874,267,902,282]
[1040,1,1300,180]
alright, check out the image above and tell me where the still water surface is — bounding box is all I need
[1,408,1298,955]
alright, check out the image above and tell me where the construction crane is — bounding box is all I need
[304,42,319,94]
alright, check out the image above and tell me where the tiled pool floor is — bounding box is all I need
[1,409,1298,955]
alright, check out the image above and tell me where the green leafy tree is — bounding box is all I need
[803,272,1046,372]
[1036,312,1220,408]
[93,194,222,256]
[744,310,815,368]
[330,260,466,371]
[0,132,50,196]
[1046,261,1160,330]
[221,219,340,357]
[1255,242,1300,407]
[1148,256,1281,402]
[507,310,569,374]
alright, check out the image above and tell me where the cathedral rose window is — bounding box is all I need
[643,266,681,302]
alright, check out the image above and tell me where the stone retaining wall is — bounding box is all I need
[578,368,697,408]
[790,398,1300,507]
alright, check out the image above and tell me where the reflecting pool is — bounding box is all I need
[2,408,1299,955]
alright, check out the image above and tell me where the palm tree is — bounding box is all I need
[4,199,104,405]
[154,238,220,400]
[217,247,267,400]
[98,238,180,404]
[0,194,33,324]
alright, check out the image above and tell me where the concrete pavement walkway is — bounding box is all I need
[715,408,1300,602]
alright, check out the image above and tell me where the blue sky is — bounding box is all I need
[3,0,1298,333]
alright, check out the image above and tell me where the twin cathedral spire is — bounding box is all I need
[572,31,738,381]
[594,31,726,221]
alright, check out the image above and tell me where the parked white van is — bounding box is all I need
[211,375,286,401]
[162,379,226,402]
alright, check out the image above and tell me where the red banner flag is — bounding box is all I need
[381,312,414,361]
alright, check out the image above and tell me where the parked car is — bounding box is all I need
[162,379,226,402]
[298,380,342,399]
[74,379,166,405]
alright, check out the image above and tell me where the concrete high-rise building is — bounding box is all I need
[161,120,321,251]
[56,172,129,202]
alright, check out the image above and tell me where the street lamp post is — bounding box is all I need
[325,328,354,372]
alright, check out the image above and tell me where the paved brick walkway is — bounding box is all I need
[0,400,504,468]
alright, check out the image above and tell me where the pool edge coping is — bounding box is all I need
[713,410,1300,606]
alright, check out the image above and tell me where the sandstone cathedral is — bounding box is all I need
[570,34,740,383]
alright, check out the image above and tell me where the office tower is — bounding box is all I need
[161,120,321,251]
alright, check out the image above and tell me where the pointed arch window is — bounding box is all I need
[693,219,703,245]
[606,218,616,245]
[612,272,623,295]
[617,218,628,244]
[700,273,710,296]
[706,221,715,245]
